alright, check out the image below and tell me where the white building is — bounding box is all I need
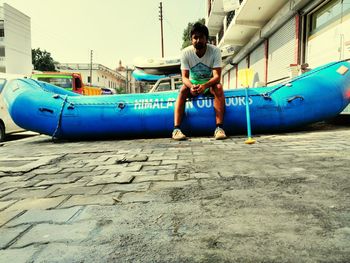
[206,0,350,113]
[56,63,126,93]
[0,3,32,75]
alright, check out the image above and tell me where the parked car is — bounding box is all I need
[0,73,26,142]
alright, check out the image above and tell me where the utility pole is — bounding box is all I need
[125,66,129,93]
[90,50,93,86]
[159,2,164,58]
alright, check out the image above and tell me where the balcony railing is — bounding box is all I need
[226,10,235,28]
[218,26,224,44]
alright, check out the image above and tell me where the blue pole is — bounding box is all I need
[244,87,255,144]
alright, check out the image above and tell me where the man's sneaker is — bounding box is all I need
[214,127,227,140]
[172,128,186,140]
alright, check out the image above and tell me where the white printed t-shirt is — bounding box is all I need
[180,44,222,85]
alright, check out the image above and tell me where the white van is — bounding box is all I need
[0,74,26,142]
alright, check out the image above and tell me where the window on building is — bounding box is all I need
[310,0,350,34]
[0,21,4,37]
[0,47,5,57]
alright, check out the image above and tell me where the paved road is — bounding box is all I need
[0,120,349,262]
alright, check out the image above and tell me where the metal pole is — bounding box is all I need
[159,2,164,58]
[90,50,93,86]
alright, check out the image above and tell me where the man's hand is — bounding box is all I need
[190,84,200,96]
[197,84,206,94]
[190,84,207,96]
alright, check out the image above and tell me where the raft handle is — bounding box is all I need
[117,102,126,110]
[67,103,75,110]
[39,107,54,114]
[287,96,304,103]
[262,93,272,100]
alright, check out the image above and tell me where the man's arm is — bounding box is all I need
[181,69,194,89]
[182,69,200,96]
[197,67,222,93]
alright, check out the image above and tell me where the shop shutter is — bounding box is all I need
[229,66,237,89]
[250,43,266,87]
[267,17,297,84]
[237,58,248,88]
[222,72,230,89]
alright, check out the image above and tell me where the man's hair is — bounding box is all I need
[190,22,209,40]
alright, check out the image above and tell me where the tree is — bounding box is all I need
[32,48,57,71]
[181,18,205,49]
[115,87,125,94]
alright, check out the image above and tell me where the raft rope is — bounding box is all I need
[52,95,68,141]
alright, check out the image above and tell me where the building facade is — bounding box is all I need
[206,0,350,113]
[56,63,126,93]
[0,3,32,75]
[207,0,350,87]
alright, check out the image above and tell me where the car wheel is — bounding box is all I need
[0,122,5,142]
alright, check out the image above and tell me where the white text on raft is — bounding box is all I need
[133,97,253,110]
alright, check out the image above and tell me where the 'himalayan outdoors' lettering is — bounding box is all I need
[133,97,253,110]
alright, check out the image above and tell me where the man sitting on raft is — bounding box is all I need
[172,22,227,140]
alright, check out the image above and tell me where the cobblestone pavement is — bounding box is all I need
[0,121,349,263]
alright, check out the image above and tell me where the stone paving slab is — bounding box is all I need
[12,221,96,248]
[6,207,83,227]
[6,196,67,211]
[0,155,63,173]
[100,182,151,194]
[0,209,24,227]
[0,225,29,249]
[49,185,103,197]
[0,246,40,263]
[0,200,16,211]
[59,194,117,208]
[2,187,57,201]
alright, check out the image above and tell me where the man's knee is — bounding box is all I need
[179,85,190,97]
[212,83,224,97]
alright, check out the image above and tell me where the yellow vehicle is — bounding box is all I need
[31,72,111,95]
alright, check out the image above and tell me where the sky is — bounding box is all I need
[1,0,205,69]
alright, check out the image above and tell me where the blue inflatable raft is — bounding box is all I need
[3,61,350,140]
[131,68,168,81]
